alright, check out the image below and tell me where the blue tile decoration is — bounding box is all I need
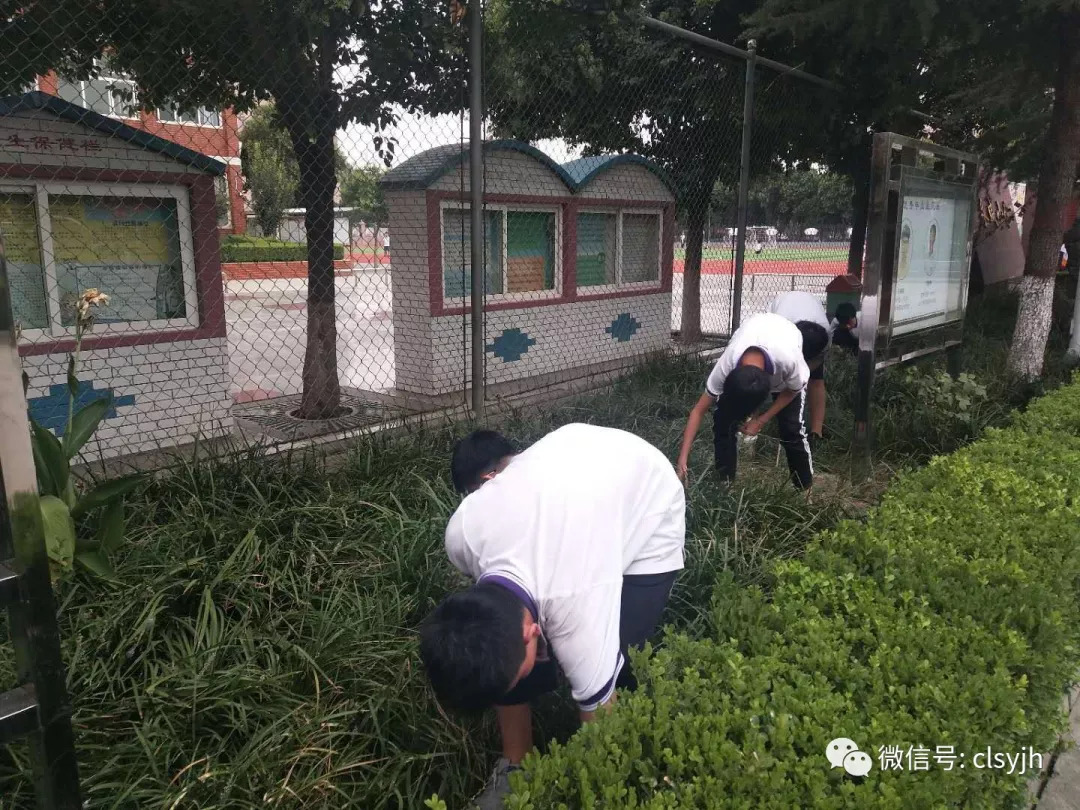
[27,380,136,436]
[606,313,641,343]
[486,328,536,363]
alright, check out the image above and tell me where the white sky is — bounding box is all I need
[339,106,582,168]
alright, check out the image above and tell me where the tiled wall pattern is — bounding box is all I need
[388,150,675,394]
[21,337,232,460]
[575,164,672,202]
[417,294,671,394]
[432,151,572,197]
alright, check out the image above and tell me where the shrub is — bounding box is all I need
[508,374,1080,809]
[220,234,345,262]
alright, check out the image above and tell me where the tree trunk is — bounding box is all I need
[679,203,707,344]
[283,101,342,419]
[846,143,871,278]
[1007,14,1080,379]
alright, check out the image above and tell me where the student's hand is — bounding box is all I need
[741,418,763,437]
[676,457,690,485]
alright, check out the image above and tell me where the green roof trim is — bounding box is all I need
[0,91,226,176]
[379,140,673,196]
[380,140,576,191]
[561,154,675,194]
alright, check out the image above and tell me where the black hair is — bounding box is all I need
[795,321,829,363]
[450,430,517,493]
[722,365,771,420]
[419,583,526,712]
[834,302,857,325]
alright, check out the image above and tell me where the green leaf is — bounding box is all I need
[31,431,56,497]
[30,419,68,498]
[39,495,75,571]
[75,550,115,579]
[72,475,143,521]
[94,497,127,554]
[64,397,110,460]
[75,535,100,553]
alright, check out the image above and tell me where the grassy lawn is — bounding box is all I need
[0,288,1072,808]
[675,246,850,262]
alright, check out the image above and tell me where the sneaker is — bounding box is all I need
[471,758,522,810]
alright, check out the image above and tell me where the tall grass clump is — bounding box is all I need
[2,444,496,809]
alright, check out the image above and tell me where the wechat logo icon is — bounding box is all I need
[826,737,873,777]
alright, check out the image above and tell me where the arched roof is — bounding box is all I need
[379,140,673,196]
[561,154,674,194]
[379,140,575,191]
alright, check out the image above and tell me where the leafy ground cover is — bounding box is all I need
[0,288,1074,808]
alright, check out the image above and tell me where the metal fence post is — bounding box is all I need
[0,231,82,808]
[731,40,757,333]
[468,0,486,418]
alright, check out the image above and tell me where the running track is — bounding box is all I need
[228,253,846,281]
[674,258,846,275]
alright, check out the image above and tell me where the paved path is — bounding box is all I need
[1032,685,1080,809]
[222,264,832,402]
[671,272,830,334]
[225,266,395,401]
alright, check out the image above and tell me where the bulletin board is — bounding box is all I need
[861,133,980,366]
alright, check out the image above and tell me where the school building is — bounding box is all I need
[29,65,247,236]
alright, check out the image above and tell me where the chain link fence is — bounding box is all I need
[736,62,852,326]
[0,1,851,469]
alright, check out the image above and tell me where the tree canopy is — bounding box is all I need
[712,169,854,238]
[751,0,1080,377]
[339,164,389,226]
[240,104,300,237]
[486,0,831,338]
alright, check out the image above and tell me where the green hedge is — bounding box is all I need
[507,374,1080,809]
[220,235,345,263]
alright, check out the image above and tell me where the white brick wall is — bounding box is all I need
[431,151,572,197]
[0,110,203,173]
[21,336,232,461]
[385,190,434,393]
[399,293,671,394]
[389,149,677,396]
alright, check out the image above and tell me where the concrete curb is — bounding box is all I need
[1029,683,1080,809]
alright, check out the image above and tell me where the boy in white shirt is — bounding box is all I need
[677,312,827,489]
[768,291,832,446]
[421,424,685,809]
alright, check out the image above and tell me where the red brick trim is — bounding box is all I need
[5,165,228,356]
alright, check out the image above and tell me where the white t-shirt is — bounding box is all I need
[769,291,830,337]
[445,423,685,710]
[705,312,809,397]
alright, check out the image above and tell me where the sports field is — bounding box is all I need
[673,240,849,275]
